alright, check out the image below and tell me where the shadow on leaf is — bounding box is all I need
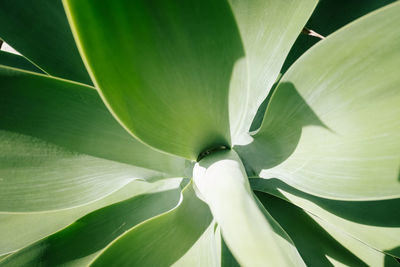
[235,82,329,176]
[251,178,400,227]
[255,190,369,267]
[1,189,181,266]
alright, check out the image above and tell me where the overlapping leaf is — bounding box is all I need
[0,181,182,266]
[172,222,220,267]
[0,0,91,83]
[90,182,212,266]
[255,189,399,266]
[0,179,181,256]
[194,151,304,266]
[0,66,188,212]
[0,51,42,73]
[251,178,400,259]
[282,0,397,73]
[237,2,400,199]
[228,0,318,143]
[63,0,244,159]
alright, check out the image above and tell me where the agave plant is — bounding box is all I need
[1,0,400,266]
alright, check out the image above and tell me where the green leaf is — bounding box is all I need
[255,189,395,267]
[0,130,160,212]
[0,51,43,73]
[220,236,240,267]
[172,222,220,267]
[251,178,400,258]
[0,66,188,177]
[193,150,305,266]
[282,0,397,73]
[90,181,212,266]
[228,0,318,143]
[0,255,10,262]
[0,0,91,84]
[0,179,181,256]
[237,3,400,199]
[0,182,182,266]
[0,66,188,212]
[63,0,244,160]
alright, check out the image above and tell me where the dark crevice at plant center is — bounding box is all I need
[197,145,230,162]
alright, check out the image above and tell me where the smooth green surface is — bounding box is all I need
[0,0,91,83]
[0,185,181,266]
[194,150,304,267]
[0,66,187,177]
[0,179,182,256]
[221,236,240,267]
[0,130,157,212]
[0,66,188,212]
[256,190,396,267]
[251,178,400,258]
[228,0,318,143]
[172,222,219,267]
[90,182,212,266]
[237,3,400,199]
[0,51,43,73]
[64,0,244,160]
[281,0,396,73]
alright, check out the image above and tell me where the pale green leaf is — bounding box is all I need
[0,130,161,212]
[193,150,305,267]
[228,0,318,143]
[63,0,244,160]
[0,66,188,212]
[256,189,395,267]
[0,0,91,83]
[220,235,240,267]
[282,0,396,73]
[172,221,220,267]
[251,178,400,258]
[0,179,182,256]
[0,182,182,266]
[90,182,213,266]
[237,3,400,199]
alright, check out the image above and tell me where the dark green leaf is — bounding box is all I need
[0,51,43,73]
[90,182,213,266]
[0,185,181,266]
[0,0,91,83]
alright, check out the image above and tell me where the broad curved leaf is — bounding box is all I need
[0,179,182,256]
[0,0,91,83]
[0,66,188,212]
[255,189,396,267]
[63,0,244,160]
[0,66,188,177]
[251,178,400,259]
[228,0,318,143]
[193,150,305,266]
[172,222,220,267]
[0,130,160,212]
[90,182,212,266]
[237,3,400,199]
[0,183,182,266]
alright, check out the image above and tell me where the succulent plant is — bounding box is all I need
[1,0,399,266]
